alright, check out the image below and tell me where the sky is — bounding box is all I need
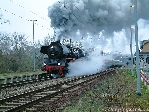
[0,0,59,42]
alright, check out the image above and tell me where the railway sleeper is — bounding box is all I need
[34,94,46,97]
[5,102,23,105]
[54,95,62,98]
[49,97,59,101]
[19,97,27,100]
[40,91,56,94]
[25,107,36,111]
[39,102,50,105]
[19,100,29,103]
[18,98,31,101]
[0,105,15,109]
[9,99,20,102]
[0,109,7,111]
[33,104,43,108]
[61,85,70,89]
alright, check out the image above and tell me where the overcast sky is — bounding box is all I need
[0,0,59,42]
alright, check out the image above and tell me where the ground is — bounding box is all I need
[63,69,149,112]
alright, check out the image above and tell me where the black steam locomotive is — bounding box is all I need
[40,41,85,78]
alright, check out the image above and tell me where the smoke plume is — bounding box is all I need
[48,0,149,76]
[48,0,132,40]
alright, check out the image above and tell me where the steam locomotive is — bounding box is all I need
[40,40,85,78]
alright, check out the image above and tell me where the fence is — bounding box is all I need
[140,70,149,90]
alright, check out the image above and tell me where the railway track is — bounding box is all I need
[0,68,116,112]
[1,77,69,99]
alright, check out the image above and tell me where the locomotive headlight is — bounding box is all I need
[58,63,61,65]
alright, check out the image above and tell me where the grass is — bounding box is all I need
[0,69,43,77]
[63,69,149,112]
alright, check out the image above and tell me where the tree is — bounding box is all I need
[0,32,35,73]
[0,13,10,25]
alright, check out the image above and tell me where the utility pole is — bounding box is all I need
[134,0,141,95]
[130,3,134,77]
[130,25,134,77]
[30,20,37,72]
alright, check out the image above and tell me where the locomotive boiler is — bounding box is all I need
[40,41,85,78]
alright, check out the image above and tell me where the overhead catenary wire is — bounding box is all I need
[0,7,52,31]
[8,0,49,22]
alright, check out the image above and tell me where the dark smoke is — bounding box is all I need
[47,0,149,76]
[48,0,133,40]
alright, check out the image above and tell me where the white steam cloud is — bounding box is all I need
[48,0,149,76]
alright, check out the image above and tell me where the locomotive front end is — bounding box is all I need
[40,41,68,78]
